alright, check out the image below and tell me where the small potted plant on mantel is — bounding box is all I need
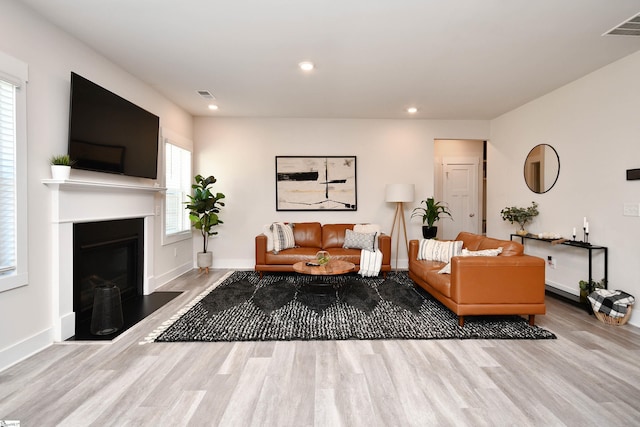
[411,197,452,239]
[500,201,539,236]
[185,174,225,274]
[50,154,75,180]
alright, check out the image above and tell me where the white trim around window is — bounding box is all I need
[160,128,193,246]
[0,51,28,293]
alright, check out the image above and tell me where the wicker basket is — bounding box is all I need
[592,304,633,326]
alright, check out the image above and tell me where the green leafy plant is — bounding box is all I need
[579,278,606,310]
[579,278,606,294]
[500,201,539,231]
[49,154,75,166]
[185,174,225,253]
[411,197,452,227]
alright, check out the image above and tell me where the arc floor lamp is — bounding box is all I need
[385,183,414,269]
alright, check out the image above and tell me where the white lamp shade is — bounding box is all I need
[385,184,415,203]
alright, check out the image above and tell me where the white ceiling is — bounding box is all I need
[18,0,640,119]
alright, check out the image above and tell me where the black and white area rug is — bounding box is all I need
[146,271,556,343]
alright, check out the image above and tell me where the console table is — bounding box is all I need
[510,234,608,304]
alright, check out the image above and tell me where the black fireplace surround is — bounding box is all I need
[72,217,180,340]
[74,218,143,323]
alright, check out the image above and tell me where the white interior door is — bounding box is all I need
[442,159,479,239]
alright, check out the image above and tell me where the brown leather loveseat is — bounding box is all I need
[408,232,546,326]
[255,222,391,277]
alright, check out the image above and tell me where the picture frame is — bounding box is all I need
[275,156,357,211]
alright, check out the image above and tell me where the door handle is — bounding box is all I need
[469,213,475,217]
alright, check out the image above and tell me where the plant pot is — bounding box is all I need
[197,252,213,274]
[51,165,71,180]
[422,226,437,239]
[515,229,528,236]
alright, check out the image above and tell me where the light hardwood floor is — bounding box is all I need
[2,269,640,426]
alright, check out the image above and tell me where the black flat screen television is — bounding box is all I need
[68,72,159,179]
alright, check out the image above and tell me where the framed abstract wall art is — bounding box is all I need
[275,156,357,211]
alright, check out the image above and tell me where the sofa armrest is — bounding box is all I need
[409,240,419,262]
[255,234,267,265]
[450,255,545,304]
[379,234,391,264]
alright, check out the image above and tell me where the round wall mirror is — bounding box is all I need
[524,144,560,194]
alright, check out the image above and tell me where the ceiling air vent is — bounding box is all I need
[603,12,640,36]
[196,90,216,100]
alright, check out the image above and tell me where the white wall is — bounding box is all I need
[193,118,489,268]
[489,50,640,326]
[0,1,193,370]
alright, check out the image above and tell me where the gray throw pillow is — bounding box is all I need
[343,229,376,252]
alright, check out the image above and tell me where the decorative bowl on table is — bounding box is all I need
[316,251,330,265]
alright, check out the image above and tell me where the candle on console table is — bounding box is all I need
[583,217,587,228]
[585,222,589,233]
[572,227,576,236]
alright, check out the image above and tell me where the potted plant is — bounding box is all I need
[500,201,539,236]
[185,174,225,273]
[411,197,452,239]
[50,154,75,180]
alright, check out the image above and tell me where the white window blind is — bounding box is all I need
[0,78,16,276]
[165,142,192,236]
[0,51,28,293]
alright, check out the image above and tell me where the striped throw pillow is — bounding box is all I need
[271,222,296,253]
[417,239,463,263]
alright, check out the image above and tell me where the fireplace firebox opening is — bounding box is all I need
[73,218,144,335]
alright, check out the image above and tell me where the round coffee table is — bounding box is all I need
[292,260,356,276]
[293,260,356,295]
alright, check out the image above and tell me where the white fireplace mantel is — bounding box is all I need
[44,178,164,341]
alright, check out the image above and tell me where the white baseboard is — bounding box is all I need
[156,261,193,287]
[211,259,254,270]
[546,279,578,296]
[0,328,52,373]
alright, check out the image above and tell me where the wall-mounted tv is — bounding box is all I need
[68,72,159,179]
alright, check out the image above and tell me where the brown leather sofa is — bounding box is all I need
[255,222,391,277]
[408,232,545,326]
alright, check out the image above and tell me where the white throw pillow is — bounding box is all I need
[271,222,296,253]
[417,239,463,263]
[438,247,503,274]
[263,224,274,252]
[461,248,503,257]
[354,223,381,250]
[343,229,376,252]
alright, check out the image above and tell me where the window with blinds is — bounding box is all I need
[0,50,28,293]
[0,79,16,276]
[165,142,192,236]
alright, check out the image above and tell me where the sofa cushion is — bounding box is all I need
[417,239,463,262]
[271,222,296,253]
[456,232,484,251]
[343,229,376,252]
[424,269,453,298]
[322,224,354,249]
[264,247,319,264]
[292,222,322,248]
[456,231,524,256]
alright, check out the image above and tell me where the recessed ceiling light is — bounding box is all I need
[298,61,314,71]
[407,107,418,114]
[208,104,219,111]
